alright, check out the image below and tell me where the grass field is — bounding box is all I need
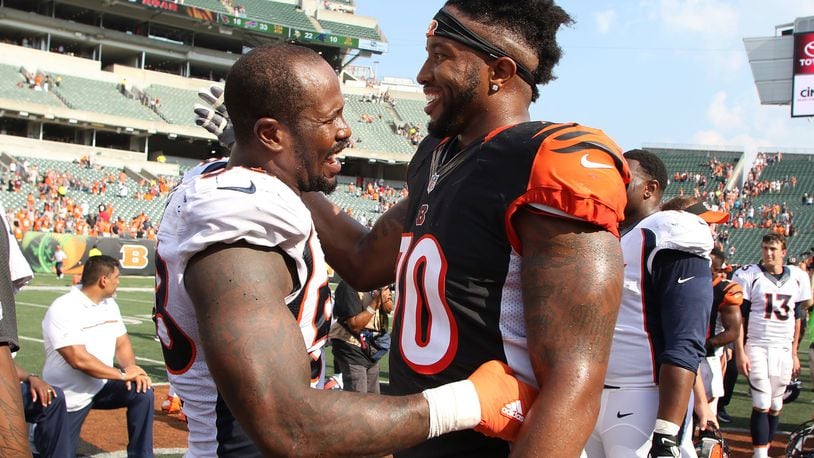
[12,275,814,436]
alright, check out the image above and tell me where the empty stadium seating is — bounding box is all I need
[393,99,429,128]
[52,75,163,122]
[343,98,415,155]
[318,20,381,40]
[184,0,230,13]
[144,85,201,126]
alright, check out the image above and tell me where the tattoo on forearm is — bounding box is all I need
[193,250,429,456]
[0,365,30,455]
[368,202,408,244]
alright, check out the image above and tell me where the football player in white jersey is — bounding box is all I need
[732,233,813,458]
[662,198,743,426]
[585,149,713,458]
[158,44,536,457]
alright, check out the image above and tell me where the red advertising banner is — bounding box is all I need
[793,32,814,74]
[792,32,814,117]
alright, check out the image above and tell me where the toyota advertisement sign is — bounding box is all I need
[792,32,814,117]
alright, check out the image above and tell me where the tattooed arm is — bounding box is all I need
[301,193,408,291]
[509,211,623,457]
[0,344,30,457]
[186,241,430,456]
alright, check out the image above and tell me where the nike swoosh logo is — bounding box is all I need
[660,437,677,447]
[218,181,256,194]
[580,153,614,169]
[616,411,633,418]
[677,276,695,284]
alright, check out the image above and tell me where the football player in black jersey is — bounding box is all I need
[301,1,631,456]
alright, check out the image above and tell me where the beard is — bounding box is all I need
[293,142,346,195]
[295,150,338,194]
[426,69,481,138]
[306,172,337,195]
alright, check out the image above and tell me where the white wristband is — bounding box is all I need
[654,419,680,436]
[421,380,481,439]
[366,306,377,315]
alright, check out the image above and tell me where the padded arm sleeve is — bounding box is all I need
[651,249,712,373]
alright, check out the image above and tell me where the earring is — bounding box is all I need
[490,84,499,92]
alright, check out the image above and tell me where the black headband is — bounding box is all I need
[426,9,536,88]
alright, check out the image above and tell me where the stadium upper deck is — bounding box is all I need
[0,0,393,165]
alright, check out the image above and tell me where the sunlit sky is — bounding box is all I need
[353,0,814,153]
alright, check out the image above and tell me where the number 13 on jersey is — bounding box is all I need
[763,293,793,320]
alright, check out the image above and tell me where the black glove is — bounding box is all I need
[704,339,716,357]
[194,85,235,149]
[648,432,680,458]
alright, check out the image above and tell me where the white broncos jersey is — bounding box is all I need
[733,263,812,348]
[605,210,713,388]
[155,159,332,456]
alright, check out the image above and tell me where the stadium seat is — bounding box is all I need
[318,20,382,40]
[239,0,319,31]
[52,75,162,122]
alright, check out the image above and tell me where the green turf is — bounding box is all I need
[725,343,814,433]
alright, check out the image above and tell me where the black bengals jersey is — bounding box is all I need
[389,121,629,457]
[706,276,743,356]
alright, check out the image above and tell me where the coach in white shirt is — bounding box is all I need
[42,255,154,457]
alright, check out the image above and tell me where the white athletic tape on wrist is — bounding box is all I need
[213,88,225,110]
[654,419,680,436]
[421,380,481,439]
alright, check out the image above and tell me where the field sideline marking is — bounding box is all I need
[17,301,154,325]
[19,336,166,366]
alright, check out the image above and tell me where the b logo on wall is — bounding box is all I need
[21,233,156,276]
[120,245,150,269]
